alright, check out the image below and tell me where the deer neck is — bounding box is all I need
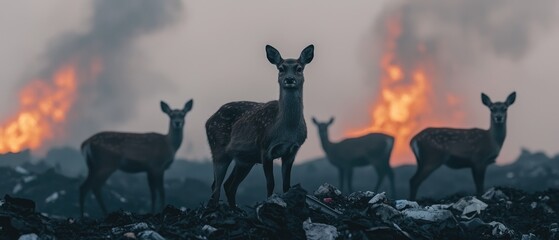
[489,118,506,147]
[277,88,304,129]
[167,125,184,153]
[318,130,333,153]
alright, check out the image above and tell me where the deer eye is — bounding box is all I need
[278,66,285,72]
[296,66,303,72]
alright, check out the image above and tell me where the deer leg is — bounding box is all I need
[79,173,95,217]
[471,166,487,197]
[262,160,275,196]
[147,172,160,213]
[347,168,354,193]
[373,164,387,193]
[91,169,115,215]
[157,174,165,211]
[224,162,254,207]
[338,167,345,193]
[409,162,441,200]
[281,153,296,193]
[209,155,233,207]
[386,166,396,197]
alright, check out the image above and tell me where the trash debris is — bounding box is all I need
[123,232,136,239]
[482,187,510,201]
[303,218,338,240]
[451,196,488,219]
[401,208,454,222]
[323,197,333,203]
[305,195,342,218]
[395,200,420,210]
[14,167,29,175]
[489,221,514,238]
[521,233,537,240]
[45,192,59,203]
[314,183,342,196]
[202,224,217,235]
[111,222,150,235]
[18,233,38,240]
[368,192,387,204]
[137,230,165,240]
[347,191,375,201]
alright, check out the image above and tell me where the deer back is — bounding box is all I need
[329,133,392,164]
[412,127,500,161]
[83,131,174,170]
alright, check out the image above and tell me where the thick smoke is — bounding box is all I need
[40,0,182,144]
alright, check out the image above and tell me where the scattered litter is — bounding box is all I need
[45,192,59,203]
[111,222,150,235]
[137,230,165,240]
[323,197,333,203]
[314,183,341,196]
[401,208,454,222]
[303,218,338,240]
[306,195,342,218]
[395,200,420,210]
[521,233,537,240]
[347,191,375,201]
[12,184,23,194]
[531,202,537,209]
[265,193,287,207]
[202,225,217,235]
[482,187,509,201]
[18,233,38,240]
[23,176,36,183]
[123,232,136,239]
[489,221,514,238]
[451,196,488,219]
[368,192,387,204]
[14,166,29,175]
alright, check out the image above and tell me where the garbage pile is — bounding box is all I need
[2,182,558,240]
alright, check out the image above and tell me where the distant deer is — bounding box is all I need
[312,117,395,195]
[206,45,314,207]
[409,92,516,200]
[79,100,193,216]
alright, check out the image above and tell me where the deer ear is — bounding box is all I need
[266,45,282,65]
[299,44,314,65]
[328,117,335,125]
[505,92,516,106]
[481,93,492,107]
[312,117,319,125]
[160,101,171,114]
[183,99,193,113]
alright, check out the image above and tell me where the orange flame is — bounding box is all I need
[348,15,463,165]
[0,64,78,154]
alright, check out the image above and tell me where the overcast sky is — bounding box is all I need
[1,0,559,165]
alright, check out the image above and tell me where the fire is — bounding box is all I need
[0,64,78,154]
[348,15,463,165]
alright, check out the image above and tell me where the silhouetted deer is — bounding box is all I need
[206,45,314,207]
[409,92,516,200]
[312,117,395,195]
[79,100,193,216]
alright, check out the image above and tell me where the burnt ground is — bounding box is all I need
[1,185,558,240]
[0,148,558,239]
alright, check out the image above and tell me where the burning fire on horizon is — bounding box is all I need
[348,14,465,165]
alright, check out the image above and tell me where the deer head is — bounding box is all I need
[160,99,194,129]
[266,44,314,90]
[312,117,335,135]
[481,92,516,124]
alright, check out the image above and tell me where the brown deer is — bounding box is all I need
[206,44,314,207]
[79,99,193,216]
[312,117,395,195]
[409,92,516,200]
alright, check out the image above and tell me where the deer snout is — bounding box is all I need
[283,77,297,88]
[173,120,184,128]
[494,115,504,123]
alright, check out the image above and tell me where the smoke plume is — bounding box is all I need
[44,0,182,144]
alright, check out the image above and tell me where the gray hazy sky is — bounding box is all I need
[1,0,559,165]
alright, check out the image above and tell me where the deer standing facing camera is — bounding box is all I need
[206,45,314,207]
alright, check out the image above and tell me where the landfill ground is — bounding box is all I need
[1,183,558,240]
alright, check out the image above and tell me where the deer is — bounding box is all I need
[205,44,314,207]
[79,99,193,216]
[311,117,395,195]
[409,92,516,200]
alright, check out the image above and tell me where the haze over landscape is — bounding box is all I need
[1,0,559,166]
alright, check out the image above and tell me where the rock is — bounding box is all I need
[368,192,387,205]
